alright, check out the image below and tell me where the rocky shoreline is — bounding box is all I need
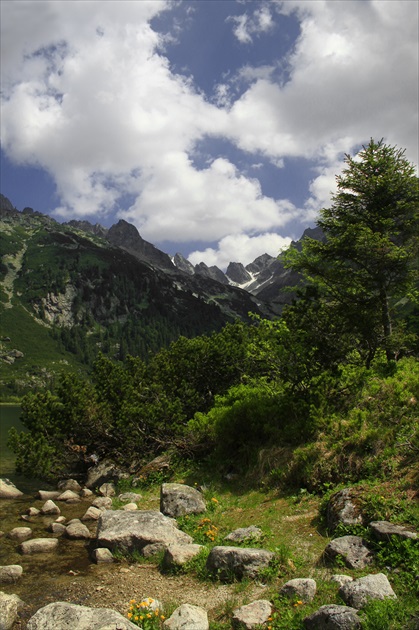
[1,474,417,629]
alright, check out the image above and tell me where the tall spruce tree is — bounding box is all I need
[286,139,419,366]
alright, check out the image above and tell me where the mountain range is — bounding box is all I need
[0,193,319,396]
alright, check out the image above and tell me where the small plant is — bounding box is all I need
[266,595,307,629]
[127,597,165,628]
[373,536,419,588]
[361,597,415,630]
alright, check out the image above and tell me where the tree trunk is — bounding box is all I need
[380,287,394,362]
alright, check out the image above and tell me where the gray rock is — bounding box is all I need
[57,478,82,492]
[20,538,59,554]
[81,506,102,521]
[96,509,193,554]
[85,460,124,489]
[303,604,361,629]
[65,519,91,539]
[370,520,417,541]
[163,604,208,630]
[324,536,373,569]
[119,492,142,503]
[326,488,363,532]
[330,575,354,587]
[225,526,263,544]
[80,488,94,498]
[162,544,204,569]
[232,600,272,629]
[98,482,116,497]
[26,601,138,629]
[27,507,40,517]
[0,591,25,630]
[142,542,167,557]
[339,573,397,609]
[160,483,206,518]
[92,497,113,509]
[92,548,114,564]
[0,565,23,584]
[40,500,60,515]
[0,478,23,499]
[206,546,274,580]
[57,490,80,502]
[280,578,317,602]
[8,527,32,542]
[122,503,137,511]
[38,490,61,501]
[49,522,66,536]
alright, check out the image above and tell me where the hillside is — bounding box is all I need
[0,196,279,398]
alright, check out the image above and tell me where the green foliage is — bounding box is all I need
[285,139,419,366]
[126,597,166,628]
[361,596,418,630]
[374,536,419,589]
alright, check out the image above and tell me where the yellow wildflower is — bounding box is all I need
[211,497,218,503]
[160,615,165,620]
[147,613,152,618]
[127,612,132,619]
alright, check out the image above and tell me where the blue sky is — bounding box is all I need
[1,0,418,269]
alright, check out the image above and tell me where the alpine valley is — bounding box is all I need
[0,193,319,397]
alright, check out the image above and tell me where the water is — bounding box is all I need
[0,404,102,621]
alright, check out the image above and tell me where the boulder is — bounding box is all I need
[232,600,272,629]
[369,520,417,541]
[324,536,373,569]
[0,591,25,630]
[65,519,91,540]
[303,604,361,629]
[92,497,113,509]
[162,544,204,570]
[26,507,40,517]
[160,483,206,518]
[40,500,60,515]
[20,538,59,554]
[119,492,142,503]
[98,482,115,497]
[38,490,60,501]
[339,573,397,609]
[49,522,66,536]
[163,604,209,630]
[0,565,23,584]
[326,488,363,532]
[96,510,193,554]
[57,479,82,492]
[57,490,80,502]
[0,478,23,499]
[26,601,138,629]
[206,546,274,580]
[92,548,114,564]
[142,542,167,557]
[280,578,317,602]
[80,488,94,498]
[330,575,354,587]
[8,527,32,542]
[85,460,125,489]
[225,526,263,544]
[122,503,138,511]
[81,506,102,521]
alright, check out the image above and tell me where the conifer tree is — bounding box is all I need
[287,139,419,365]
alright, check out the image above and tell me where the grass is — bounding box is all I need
[112,464,419,629]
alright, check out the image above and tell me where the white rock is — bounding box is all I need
[0,478,23,499]
[41,500,60,515]
[0,565,23,584]
[20,538,59,554]
[8,527,32,542]
[0,591,25,629]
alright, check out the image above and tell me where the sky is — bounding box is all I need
[1,0,418,270]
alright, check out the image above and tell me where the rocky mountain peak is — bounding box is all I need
[226,262,251,285]
[173,253,194,275]
[107,220,174,271]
